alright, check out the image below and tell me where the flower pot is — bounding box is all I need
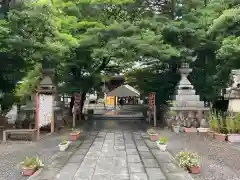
[197,128,209,133]
[188,166,201,174]
[184,128,197,133]
[156,142,167,151]
[227,134,240,143]
[179,126,185,132]
[22,167,36,176]
[70,132,80,141]
[150,134,158,141]
[147,129,156,136]
[172,125,180,133]
[207,130,215,138]
[59,141,70,151]
[214,133,227,141]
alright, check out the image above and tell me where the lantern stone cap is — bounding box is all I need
[40,76,53,86]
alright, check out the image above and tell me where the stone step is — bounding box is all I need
[91,116,144,121]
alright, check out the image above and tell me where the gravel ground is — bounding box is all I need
[157,129,240,180]
[0,133,64,180]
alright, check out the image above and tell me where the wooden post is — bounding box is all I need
[35,92,40,140]
[51,111,54,133]
[148,111,151,124]
[72,104,76,128]
[154,105,157,127]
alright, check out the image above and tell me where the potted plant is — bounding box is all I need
[176,151,201,174]
[20,156,44,176]
[208,113,218,138]
[58,136,70,151]
[214,115,227,141]
[70,128,81,141]
[227,113,240,142]
[147,128,158,141]
[156,137,168,151]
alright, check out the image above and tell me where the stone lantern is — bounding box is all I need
[171,62,210,128]
[19,61,64,132]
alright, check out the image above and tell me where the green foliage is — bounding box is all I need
[226,112,240,133]
[176,151,200,168]
[209,113,219,130]
[158,137,168,144]
[15,64,42,103]
[1,0,240,111]
[20,156,44,169]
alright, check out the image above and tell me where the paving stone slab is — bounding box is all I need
[126,149,138,155]
[92,174,111,180]
[88,146,102,152]
[126,144,136,149]
[102,147,114,152]
[115,142,125,146]
[68,154,85,163]
[111,166,128,174]
[146,168,166,180]
[95,159,114,174]
[142,159,159,168]
[165,172,193,180]
[127,155,141,163]
[93,142,104,146]
[114,151,127,158]
[85,151,101,159]
[75,148,89,155]
[48,152,72,168]
[137,146,149,152]
[111,174,130,180]
[80,143,92,149]
[130,173,148,180]
[160,162,185,174]
[135,140,146,145]
[74,167,95,179]
[128,163,145,173]
[80,158,97,168]
[55,163,80,179]
[114,146,125,151]
[83,140,94,144]
[90,131,99,135]
[155,154,175,163]
[113,158,127,167]
[35,168,61,180]
[99,152,114,158]
[139,151,154,159]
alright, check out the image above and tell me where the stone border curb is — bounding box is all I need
[26,168,43,180]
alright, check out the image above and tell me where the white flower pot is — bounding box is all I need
[58,141,70,151]
[156,141,167,151]
[228,134,240,143]
[172,125,180,133]
[197,128,209,133]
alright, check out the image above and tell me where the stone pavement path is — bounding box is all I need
[157,129,240,180]
[51,121,192,180]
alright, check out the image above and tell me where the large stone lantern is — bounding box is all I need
[171,62,210,127]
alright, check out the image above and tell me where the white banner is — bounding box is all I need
[38,94,53,127]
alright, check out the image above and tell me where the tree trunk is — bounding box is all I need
[80,92,86,120]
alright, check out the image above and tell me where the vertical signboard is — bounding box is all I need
[38,94,53,127]
[148,92,156,126]
[35,93,53,139]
